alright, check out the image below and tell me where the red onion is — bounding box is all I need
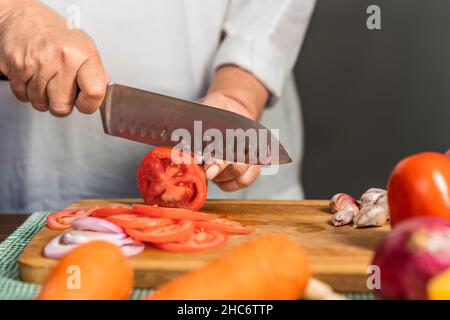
[63,230,145,257]
[72,216,123,233]
[44,213,147,259]
[43,233,77,259]
[62,230,126,245]
[121,240,146,257]
[372,216,450,299]
[45,232,144,259]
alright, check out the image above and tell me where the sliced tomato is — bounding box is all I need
[125,220,194,243]
[106,214,173,229]
[154,230,228,253]
[137,147,207,210]
[133,204,217,221]
[196,218,254,234]
[90,205,133,218]
[46,208,94,231]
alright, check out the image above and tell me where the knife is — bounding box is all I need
[99,83,292,165]
[0,72,292,165]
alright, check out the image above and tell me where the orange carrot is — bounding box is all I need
[38,241,133,300]
[146,234,311,300]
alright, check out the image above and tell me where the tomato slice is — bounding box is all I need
[196,218,254,234]
[106,214,173,229]
[154,230,228,252]
[137,147,207,210]
[125,220,194,243]
[133,204,217,221]
[46,208,94,231]
[90,205,133,218]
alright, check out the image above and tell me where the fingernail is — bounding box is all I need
[34,104,48,112]
[50,106,72,117]
[205,165,220,180]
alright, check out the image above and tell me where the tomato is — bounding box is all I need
[154,230,228,252]
[133,204,217,221]
[90,205,133,218]
[137,147,207,210]
[46,208,94,231]
[196,218,253,234]
[125,220,194,243]
[106,214,173,229]
[388,152,450,226]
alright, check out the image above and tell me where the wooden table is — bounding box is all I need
[0,214,29,242]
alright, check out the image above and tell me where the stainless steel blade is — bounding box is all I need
[100,83,292,165]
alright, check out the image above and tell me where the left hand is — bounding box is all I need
[199,92,261,191]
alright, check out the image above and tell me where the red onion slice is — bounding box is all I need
[62,230,126,245]
[44,233,77,259]
[118,237,136,246]
[45,232,144,259]
[44,215,145,259]
[72,216,123,233]
[121,239,146,257]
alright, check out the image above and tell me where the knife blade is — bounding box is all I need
[1,75,292,165]
[100,82,292,165]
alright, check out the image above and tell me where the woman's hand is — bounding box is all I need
[200,65,269,192]
[0,0,109,116]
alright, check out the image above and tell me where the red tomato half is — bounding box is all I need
[90,205,133,218]
[388,152,450,226]
[137,147,207,210]
[196,218,254,234]
[106,214,173,229]
[154,230,228,253]
[46,208,94,231]
[125,220,194,243]
[133,204,217,221]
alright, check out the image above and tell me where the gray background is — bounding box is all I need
[295,0,450,198]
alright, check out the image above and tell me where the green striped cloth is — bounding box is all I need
[0,212,375,300]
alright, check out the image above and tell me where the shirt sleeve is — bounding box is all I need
[212,0,316,104]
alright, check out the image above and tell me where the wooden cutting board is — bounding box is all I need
[19,199,389,292]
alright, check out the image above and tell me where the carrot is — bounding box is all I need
[37,241,133,300]
[146,234,311,300]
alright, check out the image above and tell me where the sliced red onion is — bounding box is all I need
[45,232,144,259]
[72,216,123,233]
[62,230,126,245]
[121,240,146,257]
[44,233,77,259]
[44,215,145,259]
[118,237,136,246]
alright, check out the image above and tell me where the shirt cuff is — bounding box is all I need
[212,34,286,106]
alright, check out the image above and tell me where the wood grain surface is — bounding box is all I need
[19,199,389,292]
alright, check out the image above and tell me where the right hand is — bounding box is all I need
[0,0,109,116]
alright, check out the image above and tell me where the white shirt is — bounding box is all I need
[0,0,315,212]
